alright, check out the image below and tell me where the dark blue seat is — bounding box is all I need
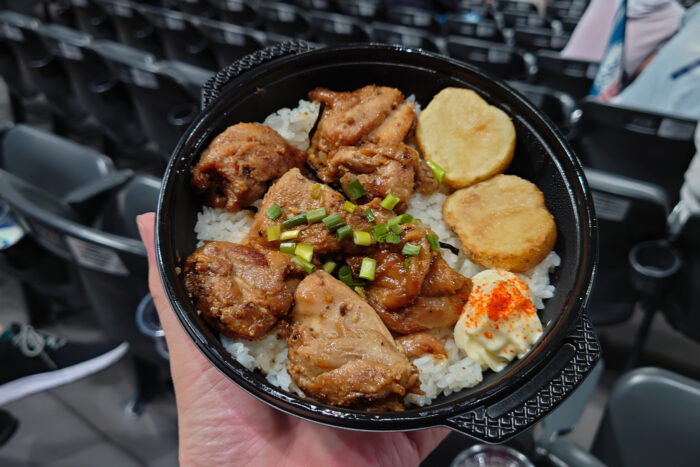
[336,0,382,21]
[512,26,570,52]
[507,80,577,138]
[446,36,536,81]
[384,5,440,33]
[70,0,118,41]
[444,13,505,42]
[310,11,371,45]
[258,1,311,39]
[535,50,597,99]
[372,22,443,54]
[575,99,697,205]
[190,16,266,69]
[97,0,164,57]
[138,4,217,70]
[207,0,261,28]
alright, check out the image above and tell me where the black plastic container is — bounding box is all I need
[156,43,599,442]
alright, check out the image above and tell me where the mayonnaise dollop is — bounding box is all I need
[454,270,543,372]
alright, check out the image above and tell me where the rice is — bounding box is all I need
[194,99,561,408]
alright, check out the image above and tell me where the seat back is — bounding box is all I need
[310,11,371,45]
[97,0,163,57]
[513,26,569,52]
[445,13,504,42]
[385,5,439,32]
[0,11,87,121]
[207,0,260,27]
[536,50,597,99]
[258,1,311,39]
[584,168,669,326]
[499,0,539,14]
[35,23,148,147]
[507,80,577,137]
[446,36,535,80]
[1,0,45,18]
[190,16,266,70]
[372,22,443,53]
[497,9,547,28]
[1,124,115,199]
[168,0,216,18]
[45,0,78,28]
[137,5,217,70]
[97,174,161,240]
[576,99,697,204]
[592,367,700,466]
[336,0,382,21]
[70,0,117,40]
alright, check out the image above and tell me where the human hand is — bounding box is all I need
[136,213,449,467]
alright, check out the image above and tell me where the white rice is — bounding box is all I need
[194,99,561,407]
[260,99,320,151]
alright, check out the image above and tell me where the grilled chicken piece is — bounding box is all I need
[308,85,408,170]
[415,158,440,195]
[191,123,307,211]
[287,271,420,410]
[348,224,432,310]
[320,143,420,208]
[365,100,416,145]
[184,242,293,340]
[248,168,392,254]
[378,255,472,334]
[349,227,472,334]
[396,333,448,360]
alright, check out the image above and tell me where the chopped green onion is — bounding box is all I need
[364,208,376,223]
[310,183,322,199]
[266,203,283,220]
[413,218,423,227]
[322,212,344,231]
[292,256,315,274]
[338,265,366,287]
[427,233,439,250]
[266,224,281,241]
[390,223,403,234]
[402,243,421,256]
[371,223,388,241]
[279,242,296,255]
[359,257,376,281]
[322,261,337,274]
[405,258,411,269]
[427,160,446,183]
[353,231,372,246]
[280,229,300,240]
[336,225,352,242]
[355,286,366,299]
[343,201,356,213]
[305,207,327,224]
[380,193,400,210]
[385,233,401,244]
[294,243,314,262]
[282,213,306,228]
[346,178,366,200]
[388,213,413,226]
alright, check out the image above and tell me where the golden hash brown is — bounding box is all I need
[416,87,516,189]
[443,174,557,272]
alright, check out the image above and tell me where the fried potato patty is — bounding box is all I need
[443,175,556,272]
[416,88,515,189]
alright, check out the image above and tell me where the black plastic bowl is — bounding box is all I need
[156,43,599,442]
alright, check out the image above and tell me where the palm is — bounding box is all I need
[138,213,448,466]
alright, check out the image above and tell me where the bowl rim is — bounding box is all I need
[156,43,597,431]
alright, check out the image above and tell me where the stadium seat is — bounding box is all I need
[583,168,669,327]
[372,22,443,54]
[0,11,97,138]
[294,0,335,12]
[546,1,585,21]
[45,0,79,28]
[138,4,217,70]
[258,1,311,39]
[444,13,505,43]
[336,0,382,21]
[497,9,547,28]
[97,0,164,57]
[575,99,697,204]
[384,6,440,33]
[70,0,118,41]
[535,50,597,99]
[507,81,577,138]
[513,26,570,52]
[190,16,267,69]
[207,0,260,27]
[309,11,371,45]
[446,36,536,81]
[498,0,539,14]
[94,40,212,158]
[0,29,42,123]
[166,0,217,18]
[0,0,45,19]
